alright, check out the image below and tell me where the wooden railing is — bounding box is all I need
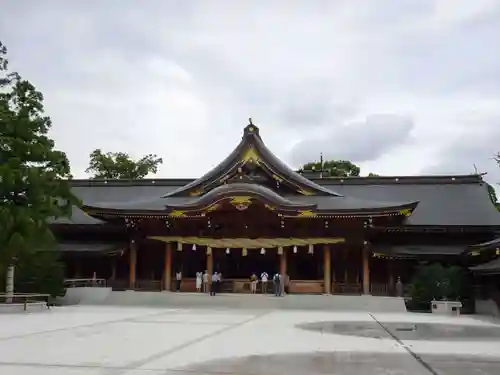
[0,293,51,310]
[64,278,107,288]
[332,283,362,295]
[105,278,396,296]
[371,283,389,296]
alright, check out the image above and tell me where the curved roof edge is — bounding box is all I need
[165,183,316,211]
[163,122,342,198]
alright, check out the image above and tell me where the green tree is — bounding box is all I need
[86,149,163,179]
[409,263,470,310]
[299,160,361,177]
[487,183,498,206]
[0,251,66,297]
[367,172,380,177]
[0,41,78,297]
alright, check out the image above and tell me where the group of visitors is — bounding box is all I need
[195,270,222,295]
[250,271,289,296]
[175,269,289,296]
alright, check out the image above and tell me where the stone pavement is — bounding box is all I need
[0,306,499,374]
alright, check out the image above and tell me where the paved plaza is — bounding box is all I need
[0,306,500,374]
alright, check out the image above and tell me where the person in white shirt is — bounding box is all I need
[210,272,218,296]
[195,271,202,292]
[260,271,269,294]
[175,271,182,292]
[202,270,209,293]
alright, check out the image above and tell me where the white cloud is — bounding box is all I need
[1,0,499,188]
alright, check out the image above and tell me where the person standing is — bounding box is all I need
[175,270,182,292]
[273,273,281,296]
[250,272,258,294]
[260,271,269,294]
[210,272,218,296]
[396,276,404,297]
[195,271,202,292]
[202,270,209,293]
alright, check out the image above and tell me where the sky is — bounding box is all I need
[1,0,500,188]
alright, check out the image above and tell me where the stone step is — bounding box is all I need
[94,291,407,312]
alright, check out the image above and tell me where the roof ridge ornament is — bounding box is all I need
[244,118,259,138]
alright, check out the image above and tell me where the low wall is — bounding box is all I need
[475,299,500,317]
[62,287,112,305]
[0,302,47,313]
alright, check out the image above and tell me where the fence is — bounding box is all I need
[0,293,51,311]
[64,278,108,288]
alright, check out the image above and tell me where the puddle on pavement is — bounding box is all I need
[295,321,500,341]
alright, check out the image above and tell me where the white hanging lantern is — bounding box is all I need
[308,244,314,254]
[177,242,182,251]
[260,248,266,255]
[206,246,212,255]
[293,245,298,253]
[192,243,196,251]
[225,248,230,254]
[277,246,283,255]
[242,248,248,256]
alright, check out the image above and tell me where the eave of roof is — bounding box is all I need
[470,257,500,274]
[373,245,467,256]
[40,242,125,253]
[81,182,418,219]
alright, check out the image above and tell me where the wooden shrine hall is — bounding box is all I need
[53,121,500,295]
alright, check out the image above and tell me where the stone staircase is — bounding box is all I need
[92,291,407,312]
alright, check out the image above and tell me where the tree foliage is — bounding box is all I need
[86,149,163,179]
[487,183,498,206]
[299,159,381,177]
[0,251,66,297]
[409,263,470,310]
[0,41,79,268]
[299,160,361,177]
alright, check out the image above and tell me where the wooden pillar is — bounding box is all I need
[362,245,370,295]
[163,242,172,291]
[129,241,137,290]
[388,259,394,296]
[279,249,287,275]
[111,257,116,281]
[207,249,213,292]
[323,245,331,294]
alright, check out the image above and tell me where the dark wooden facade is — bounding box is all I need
[52,123,500,295]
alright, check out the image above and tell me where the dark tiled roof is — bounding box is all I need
[470,257,500,274]
[65,174,500,226]
[375,245,466,256]
[41,242,124,253]
[468,237,500,251]
[82,182,416,213]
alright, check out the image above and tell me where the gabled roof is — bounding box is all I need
[164,123,340,197]
[79,123,420,220]
[69,173,500,226]
[81,182,417,219]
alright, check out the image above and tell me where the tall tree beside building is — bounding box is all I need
[0,41,79,297]
[86,149,163,179]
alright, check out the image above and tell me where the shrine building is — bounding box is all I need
[51,122,500,294]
